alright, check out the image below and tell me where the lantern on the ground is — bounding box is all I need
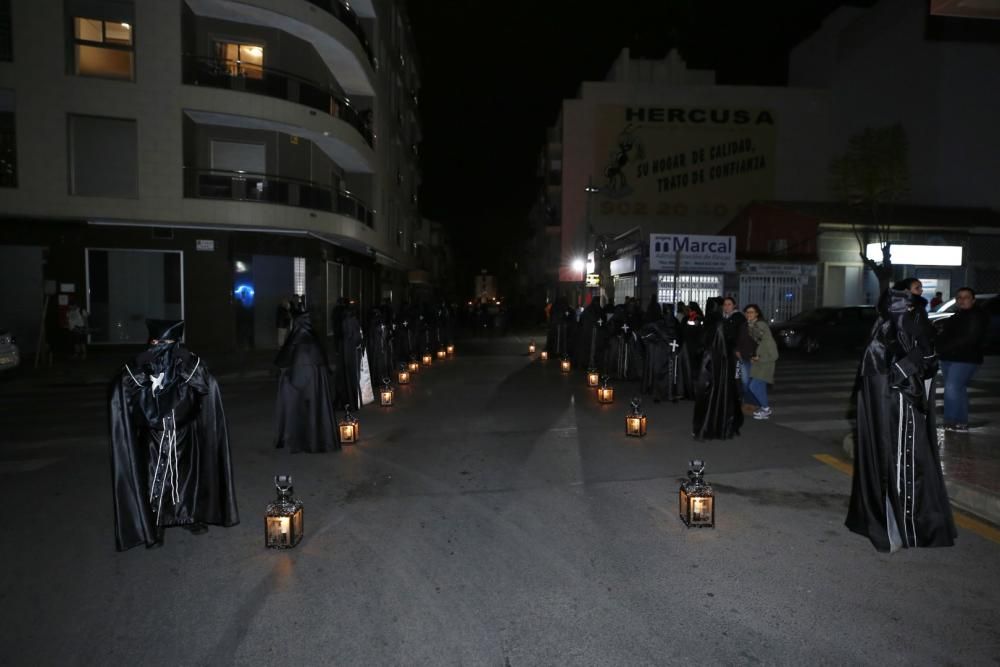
[597,376,614,404]
[379,378,394,407]
[625,397,647,437]
[408,357,420,373]
[447,344,455,356]
[397,364,410,385]
[679,459,715,528]
[540,350,549,361]
[437,347,447,360]
[339,406,359,444]
[422,350,433,366]
[265,475,303,549]
[586,368,600,387]
[560,356,571,373]
[528,342,536,354]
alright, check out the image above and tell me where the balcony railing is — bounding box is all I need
[184,167,374,228]
[304,0,374,66]
[182,55,374,147]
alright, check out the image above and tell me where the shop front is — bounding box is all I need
[649,233,734,309]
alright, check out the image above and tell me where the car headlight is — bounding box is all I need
[0,334,12,345]
[782,329,796,337]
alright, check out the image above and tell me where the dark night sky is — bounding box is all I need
[406,1,863,282]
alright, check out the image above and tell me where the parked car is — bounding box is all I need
[929,293,1000,350]
[0,329,20,372]
[771,306,877,353]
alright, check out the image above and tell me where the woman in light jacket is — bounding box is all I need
[744,304,778,420]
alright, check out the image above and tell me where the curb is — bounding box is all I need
[841,432,1000,528]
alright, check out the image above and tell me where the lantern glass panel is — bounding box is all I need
[408,361,419,373]
[560,359,571,373]
[598,387,614,403]
[422,354,432,365]
[397,370,410,384]
[339,422,358,443]
[679,485,715,528]
[447,345,455,355]
[587,372,599,387]
[540,351,548,360]
[528,343,536,354]
[626,414,647,437]
[380,389,394,406]
[265,501,303,548]
[437,349,447,359]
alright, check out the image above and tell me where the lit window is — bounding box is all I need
[214,41,264,80]
[72,17,134,80]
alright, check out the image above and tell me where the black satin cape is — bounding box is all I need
[846,289,956,552]
[367,311,393,384]
[692,312,743,440]
[606,321,644,381]
[274,312,341,454]
[110,342,239,551]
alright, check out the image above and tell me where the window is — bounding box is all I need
[72,17,134,80]
[0,89,15,187]
[214,41,264,79]
[68,115,137,197]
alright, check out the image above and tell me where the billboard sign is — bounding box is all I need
[650,234,735,273]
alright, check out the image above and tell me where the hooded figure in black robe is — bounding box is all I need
[574,300,606,370]
[394,307,413,364]
[692,298,743,440]
[546,298,574,357]
[109,320,239,551]
[436,300,454,350]
[274,308,341,454]
[339,303,364,410]
[367,307,393,385]
[605,306,644,381]
[641,308,684,403]
[846,287,956,552]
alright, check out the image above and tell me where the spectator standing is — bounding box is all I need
[67,300,89,360]
[936,287,989,431]
[929,291,944,311]
[744,304,779,420]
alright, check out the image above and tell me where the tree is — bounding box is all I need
[829,124,910,294]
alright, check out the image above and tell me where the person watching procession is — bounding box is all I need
[935,287,989,431]
[743,304,778,420]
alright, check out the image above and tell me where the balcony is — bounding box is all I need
[304,0,374,67]
[183,55,373,147]
[184,167,374,228]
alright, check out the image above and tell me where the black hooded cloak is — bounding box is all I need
[338,305,364,410]
[692,300,743,440]
[274,310,341,454]
[367,308,393,384]
[574,301,606,370]
[846,289,956,552]
[109,320,239,551]
[546,300,574,357]
[640,314,683,402]
[605,308,644,381]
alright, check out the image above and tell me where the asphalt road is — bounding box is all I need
[1,336,998,666]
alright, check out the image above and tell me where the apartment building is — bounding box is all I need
[0,0,423,352]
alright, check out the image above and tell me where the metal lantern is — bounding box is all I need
[421,350,433,366]
[265,475,303,549]
[397,364,410,385]
[625,397,647,437]
[339,406,359,444]
[408,357,420,373]
[679,459,715,528]
[436,347,447,360]
[447,344,455,356]
[560,356,571,373]
[540,350,549,361]
[597,376,614,404]
[528,342,536,354]
[586,368,600,387]
[379,378,394,407]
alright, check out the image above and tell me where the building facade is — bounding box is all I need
[0,0,424,354]
[552,48,829,308]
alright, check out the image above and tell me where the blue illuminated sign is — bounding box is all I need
[234,283,255,306]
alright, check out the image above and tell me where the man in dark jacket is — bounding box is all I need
[936,287,990,431]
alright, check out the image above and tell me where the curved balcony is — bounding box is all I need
[304,0,374,66]
[184,167,374,228]
[182,55,373,147]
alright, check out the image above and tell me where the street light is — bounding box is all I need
[571,257,585,274]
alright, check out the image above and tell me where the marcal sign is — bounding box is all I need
[649,234,735,273]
